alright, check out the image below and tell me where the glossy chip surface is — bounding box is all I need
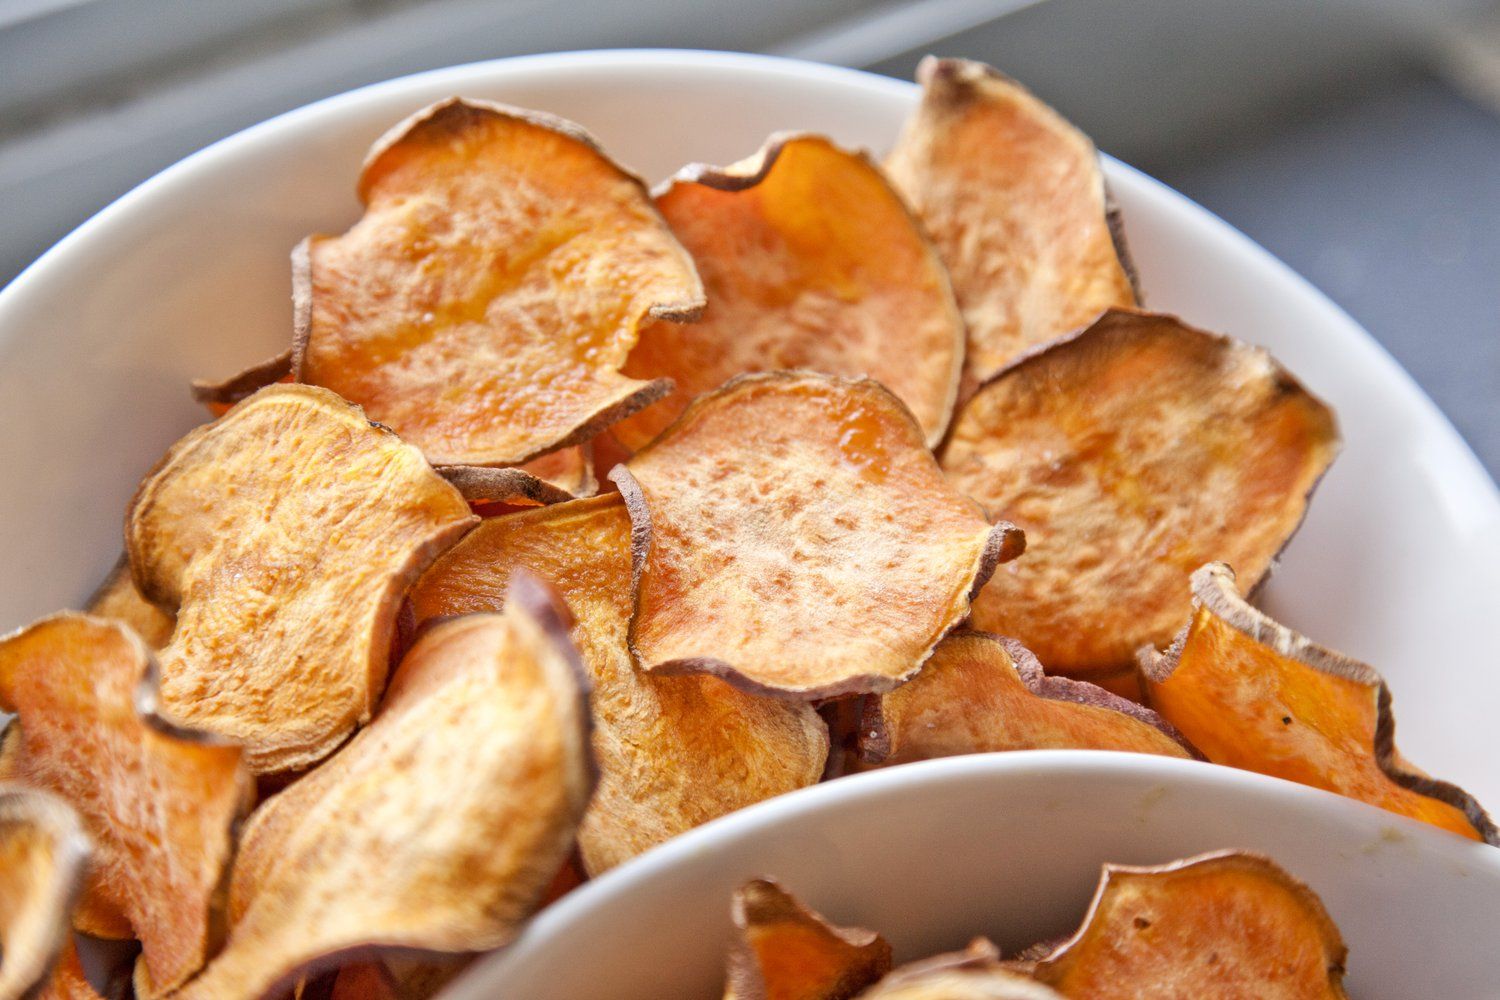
[725,878,891,1000]
[0,787,90,1000]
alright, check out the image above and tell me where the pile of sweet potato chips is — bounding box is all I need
[0,55,1492,999]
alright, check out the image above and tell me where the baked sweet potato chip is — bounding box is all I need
[886,57,1137,386]
[1032,850,1349,999]
[84,556,173,649]
[176,582,592,1000]
[127,384,475,773]
[407,494,828,875]
[1142,563,1498,843]
[614,133,964,449]
[858,944,1062,1000]
[858,631,1191,765]
[614,372,1023,699]
[288,97,703,467]
[439,445,595,508]
[941,309,1338,684]
[725,878,892,1000]
[0,614,250,997]
[0,787,90,1000]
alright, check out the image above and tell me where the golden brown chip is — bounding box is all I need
[0,614,251,997]
[858,631,1191,765]
[885,56,1137,387]
[0,786,90,1000]
[407,494,828,875]
[857,942,1063,1000]
[614,372,1023,699]
[614,133,964,450]
[287,97,704,467]
[127,383,476,774]
[941,308,1338,680]
[1032,850,1349,999]
[1142,563,1497,843]
[725,878,892,1000]
[439,445,596,509]
[174,581,593,1000]
[83,555,174,649]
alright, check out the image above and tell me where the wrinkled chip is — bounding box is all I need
[83,555,174,649]
[284,97,704,467]
[725,878,892,1000]
[174,582,593,1000]
[941,308,1338,684]
[0,786,90,1000]
[858,631,1191,766]
[440,445,595,509]
[407,494,828,875]
[0,614,250,997]
[613,133,964,450]
[613,372,1023,699]
[127,384,476,773]
[858,943,1062,1000]
[885,56,1137,386]
[1032,850,1349,999]
[34,938,105,1000]
[1142,563,1498,843]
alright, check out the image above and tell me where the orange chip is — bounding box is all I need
[285,97,704,467]
[613,372,1023,699]
[440,445,596,508]
[941,308,1338,681]
[1141,563,1497,843]
[0,614,251,997]
[407,494,828,875]
[127,384,476,773]
[83,555,174,649]
[725,878,892,1000]
[0,787,90,1000]
[886,57,1137,387]
[614,133,964,450]
[175,581,593,1000]
[1032,850,1349,999]
[858,631,1191,766]
[858,942,1062,1000]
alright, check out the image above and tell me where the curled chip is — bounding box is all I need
[0,614,250,998]
[725,878,892,1000]
[127,384,476,773]
[858,631,1191,766]
[191,352,293,415]
[613,372,1023,699]
[175,582,593,1000]
[84,556,174,649]
[1032,850,1349,999]
[1142,563,1498,843]
[286,97,704,467]
[407,494,828,875]
[439,446,596,508]
[858,944,1063,1000]
[0,787,90,1000]
[614,133,964,450]
[941,309,1338,685]
[885,56,1137,386]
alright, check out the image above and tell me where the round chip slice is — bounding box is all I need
[0,787,90,1000]
[613,371,1023,700]
[726,878,892,1000]
[614,133,964,450]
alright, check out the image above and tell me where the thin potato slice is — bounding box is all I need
[83,556,174,649]
[1142,563,1498,843]
[191,351,293,415]
[440,445,595,508]
[407,494,828,875]
[614,134,964,449]
[725,878,892,1000]
[175,581,593,1000]
[941,309,1338,680]
[886,56,1137,386]
[290,97,704,467]
[127,384,476,773]
[614,372,1023,699]
[858,631,1191,765]
[0,615,251,998]
[1032,850,1349,999]
[0,787,90,1000]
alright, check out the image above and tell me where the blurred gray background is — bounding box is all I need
[2,0,1496,474]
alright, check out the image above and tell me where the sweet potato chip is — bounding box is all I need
[175,581,593,1000]
[941,309,1338,682]
[725,878,892,1000]
[439,445,595,508]
[613,372,1023,699]
[407,494,828,875]
[286,97,704,467]
[1142,563,1498,843]
[614,133,964,450]
[0,614,250,997]
[83,556,173,649]
[858,631,1191,765]
[858,944,1062,1000]
[0,787,90,1000]
[127,384,475,773]
[192,352,293,416]
[885,57,1137,386]
[1032,850,1349,999]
